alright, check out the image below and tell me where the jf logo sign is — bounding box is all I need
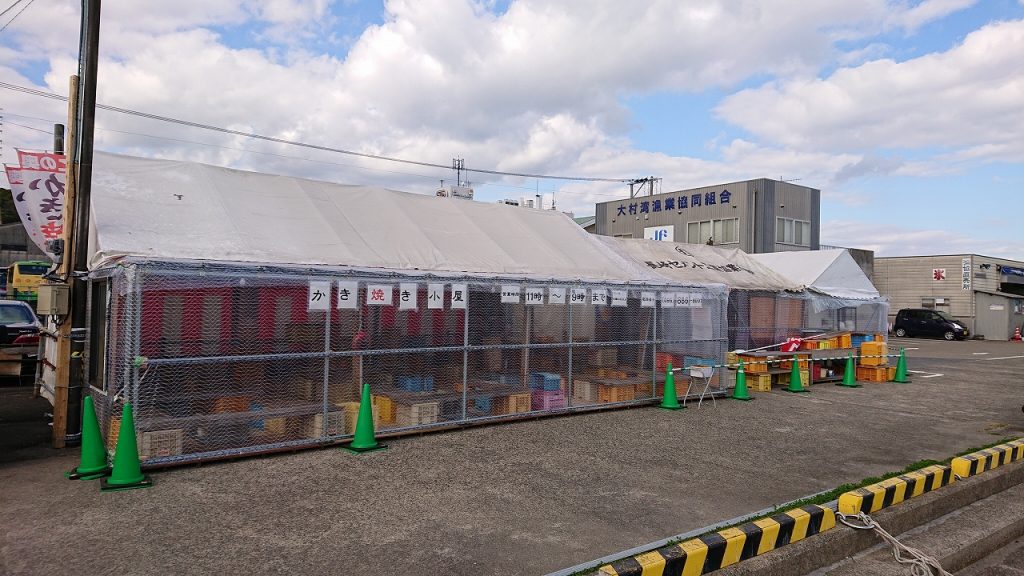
[644,225,674,242]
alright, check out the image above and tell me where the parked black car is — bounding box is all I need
[892,308,968,340]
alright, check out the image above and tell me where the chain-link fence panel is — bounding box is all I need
[91,259,730,465]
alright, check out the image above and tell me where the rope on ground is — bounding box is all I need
[837,511,952,576]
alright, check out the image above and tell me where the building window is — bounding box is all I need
[687,218,739,244]
[776,217,811,246]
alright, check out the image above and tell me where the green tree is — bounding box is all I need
[0,188,21,224]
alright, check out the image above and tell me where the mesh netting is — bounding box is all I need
[89,259,729,465]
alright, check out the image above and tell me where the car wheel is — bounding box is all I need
[895,328,907,337]
[944,331,955,341]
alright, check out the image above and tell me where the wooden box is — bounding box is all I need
[598,384,635,404]
[304,411,346,438]
[395,402,439,427]
[139,429,184,460]
[588,348,618,367]
[493,392,531,415]
[634,381,653,398]
[213,396,250,413]
[572,379,599,404]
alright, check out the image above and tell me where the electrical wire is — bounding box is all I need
[0,0,33,34]
[0,0,26,20]
[0,81,636,183]
[0,111,629,198]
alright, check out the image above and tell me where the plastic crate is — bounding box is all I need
[572,379,599,404]
[531,390,566,411]
[493,392,531,415]
[856,365,889,382]
[529,372,563,391]
[748,373,772,392]
[304,411,346,438]
[860,342,889,366]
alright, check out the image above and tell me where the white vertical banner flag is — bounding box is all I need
[3,166,47,255]
[16,150,66,256]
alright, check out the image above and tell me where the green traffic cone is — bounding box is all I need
[346,383,387,453]
[731,359,752,401]
[892,348,908,383]
[66,395,111,480]
[100,402,152,491]
[838,353,861,388]
[659,363,683,410]
[784,358,807,393]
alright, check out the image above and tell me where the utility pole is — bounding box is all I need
[52,0,101,447]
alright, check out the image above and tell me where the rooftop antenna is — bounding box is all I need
[452,158,464,186]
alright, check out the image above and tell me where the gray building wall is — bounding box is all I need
[594,178,820,253]
[0,223,47,267]
[875,254,1024,339]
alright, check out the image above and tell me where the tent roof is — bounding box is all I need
[751,249,879,300]
[87,152,663,284]
[596,237,801,291]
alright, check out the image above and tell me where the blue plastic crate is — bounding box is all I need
[529,372,562,391]
[474,395,492,413]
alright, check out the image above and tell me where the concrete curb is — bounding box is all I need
[951,438,1024,478]
[716,456,1024,575]
[596,505,835,576]
[837,464,953,515]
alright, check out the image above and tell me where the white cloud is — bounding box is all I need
[715,19,1024,161]
[823,219,1024,259]
[884,0,977,33]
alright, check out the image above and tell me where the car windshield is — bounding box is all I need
[0,303,35,324]
[17,263,50,276]
[935,311,956,322]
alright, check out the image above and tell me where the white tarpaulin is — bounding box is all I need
[88,152,662,283]
[751,249,879,300]
[596,237,801,292]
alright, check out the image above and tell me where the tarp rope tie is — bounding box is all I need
[837,512,952,576]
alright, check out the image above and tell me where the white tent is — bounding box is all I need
[87,152,661,284]
[595,237,801,291]
[751,249,879,300]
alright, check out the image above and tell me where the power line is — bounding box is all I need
[0,0,33,34]
[0,81,636,183]
[2,111,617,195]
[0,0,26,20]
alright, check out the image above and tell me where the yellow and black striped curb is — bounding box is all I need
[951,438,1024,478]
[837,464,953,515]
[598,505,834,576]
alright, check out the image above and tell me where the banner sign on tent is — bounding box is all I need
[367,284,393,306]
[611,290,627,307]
[524,287,544,305]
[548,287,565,305]
[590,288,607,306]
[450,284,467,309]
[501,285,521,303]
[308,281,330,311]
[661,292,674,308]
[337,281,358,309]
[399,283,418,309]
[427,284,444,309]
[641,292,656,308]
[570,288,587,305]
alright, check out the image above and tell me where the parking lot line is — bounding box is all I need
[984,355,1024,361]
[907,370,944,378]
[972,352,989,355]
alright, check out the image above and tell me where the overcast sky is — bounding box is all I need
[1,0,1023,258]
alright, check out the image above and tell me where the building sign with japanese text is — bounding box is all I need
[961,258,971,291]
[617,189,731,217]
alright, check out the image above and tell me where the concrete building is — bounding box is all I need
[593,178,820,253]
[874,254,1024,340]
[0,223,47,267]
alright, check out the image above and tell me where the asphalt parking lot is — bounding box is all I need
[2,337,1023,576]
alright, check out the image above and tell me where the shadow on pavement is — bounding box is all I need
[0,381,60,464]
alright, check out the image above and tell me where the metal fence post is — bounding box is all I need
[461,283,469,421]
[321,278,331,437]
[567,288,573,406]
[652,294,658,399]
